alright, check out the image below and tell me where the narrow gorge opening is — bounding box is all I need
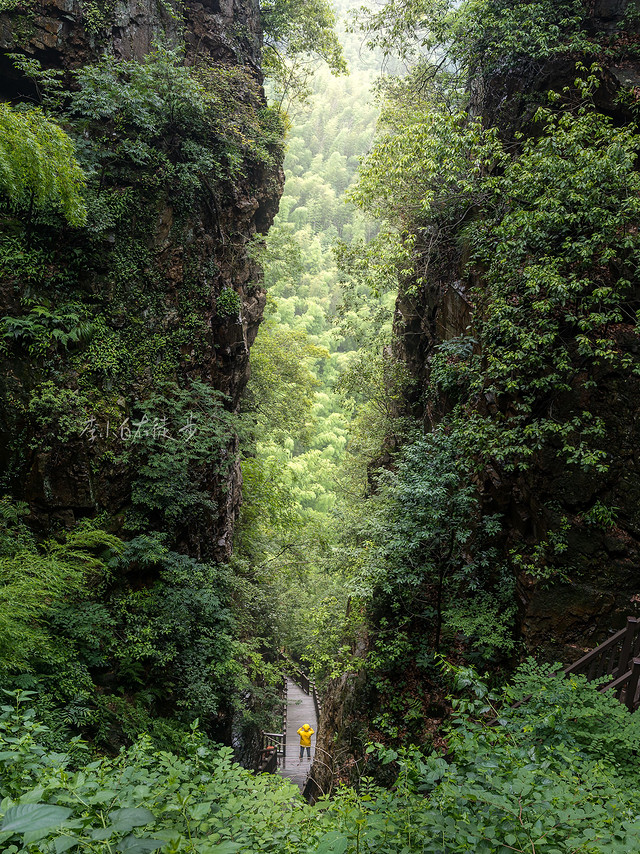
[1,0,640,850]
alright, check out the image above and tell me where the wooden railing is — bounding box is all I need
[312,681,322,722]
[291,665,322,722]
[293,666,310,695]
[257,660,323,783]
[262,731,285,755]
[256,673,287,774]
[256,746,278,774]
[281,675,287,759]
[565,616,640,711]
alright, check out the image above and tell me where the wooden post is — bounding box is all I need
[626,657,640,712]
[617,617,638,678]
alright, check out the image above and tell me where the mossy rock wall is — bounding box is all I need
[0,0,283,560]
[392,0,640,659]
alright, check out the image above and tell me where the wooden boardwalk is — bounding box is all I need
[279,676,318,791]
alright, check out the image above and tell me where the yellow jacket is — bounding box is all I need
[297,725,314,747]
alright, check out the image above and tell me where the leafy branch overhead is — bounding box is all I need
[261,0,347,105]
[356,0,595,74]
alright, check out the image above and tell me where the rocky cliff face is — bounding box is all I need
[0,0,263,76]
[392,0,640,660]
[0,0,283,560]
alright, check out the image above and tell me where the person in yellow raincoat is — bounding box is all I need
[297,723,314,760]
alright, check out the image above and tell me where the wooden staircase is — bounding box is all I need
[564,616,640,711]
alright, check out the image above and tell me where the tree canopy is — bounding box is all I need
[261,0,348,105]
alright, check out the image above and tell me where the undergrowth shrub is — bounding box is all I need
[2,666,640,852]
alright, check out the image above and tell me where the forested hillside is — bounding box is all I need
[1,0,640,851]
[306,0,640,787]
[238,51,392,669]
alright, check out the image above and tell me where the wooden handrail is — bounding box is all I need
[281,677,287,759]
[483,617,640,740]
[257,674,288,773]
[292,668,310,695]
[256,747,278,775]
[312,681,322,722]
[602,668,632,695]
[626,657,640,712]
[604,658,640,711]
[565,621,632,675]
[563,617,640,711]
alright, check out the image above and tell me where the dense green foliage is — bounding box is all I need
[71,47,283,187]
[0,104,86,226]
[0,500,122,675]
[467,100,640,468]
[328,0,640,699]
[2,667,640,852]
[350,432,513,657]
[0,28,289,747]
[355,0,621,73]
[124,383,238,533]
[0,501,280,751]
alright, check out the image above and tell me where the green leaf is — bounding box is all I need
[53,837,80,854]
[315,831,349,854]
[88,790,119,805]
[116,836,164,854]
[23,827,53,844]
[108,808,156,832]
[92,828,115,841]
[188,802,212,821]
[1,804,73,833]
